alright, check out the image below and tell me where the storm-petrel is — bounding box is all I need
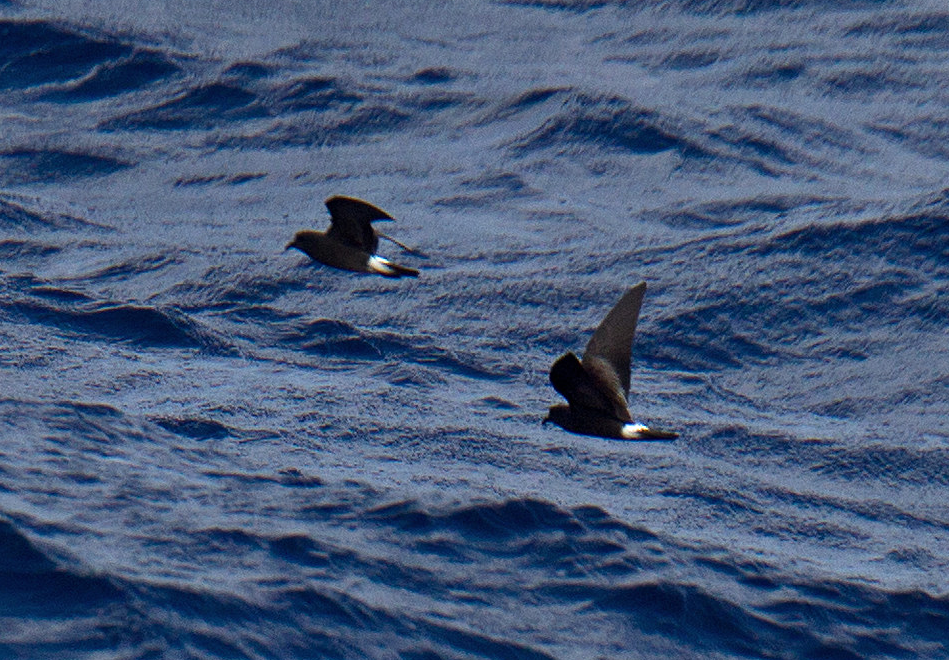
[544,281,677,440]
[286,195,419,278]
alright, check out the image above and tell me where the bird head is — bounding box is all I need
[542,405,571,429]
[286,230,319,252]
[285,232,302,251]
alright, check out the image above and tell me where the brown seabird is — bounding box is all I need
[286,195,419,278]
[544,281,678,440]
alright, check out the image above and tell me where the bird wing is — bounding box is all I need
[324,195,395,253]
[550,352,631,422]
[582,281,646,398]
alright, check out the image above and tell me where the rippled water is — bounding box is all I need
[1,0,948,658]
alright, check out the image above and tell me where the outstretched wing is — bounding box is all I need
[550,352,631,422]
[582,282,646,398]
[324,195,395,253]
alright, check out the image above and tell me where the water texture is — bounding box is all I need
[0,0,947,658]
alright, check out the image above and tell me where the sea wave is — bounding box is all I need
[0,20,130,91]
[0,275,231,351]
[1,485,947,659]
[1,2,948,658]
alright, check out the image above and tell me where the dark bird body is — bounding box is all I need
[286,196,419,278]
[545,282,677,440]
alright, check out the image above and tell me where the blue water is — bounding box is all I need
[1,0,948,657]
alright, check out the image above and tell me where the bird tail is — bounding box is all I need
[367,255,419,278]
[629,425,679,440]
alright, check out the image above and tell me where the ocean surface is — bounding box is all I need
[1,0,948,657]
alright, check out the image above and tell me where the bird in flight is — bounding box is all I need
[544,281,677,440]
[286,195,420,278]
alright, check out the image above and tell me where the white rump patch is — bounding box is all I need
[621,423,650,439]
[367,255,395,275]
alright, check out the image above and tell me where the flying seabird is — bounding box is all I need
[544,281,677,440]
[286,195,420,278]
